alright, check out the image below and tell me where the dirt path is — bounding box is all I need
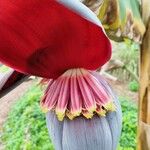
[109,80,138,102]
[0,78,34,150]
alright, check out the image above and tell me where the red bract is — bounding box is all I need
[0,0,111,79]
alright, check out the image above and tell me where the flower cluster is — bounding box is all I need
[41,68,116,121]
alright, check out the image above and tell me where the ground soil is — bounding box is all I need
[109,80,138,102]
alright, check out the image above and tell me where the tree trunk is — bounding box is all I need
[138,0,150,149]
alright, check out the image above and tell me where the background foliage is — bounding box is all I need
[0,65,10,73]
[118,97,137,150]
[1,85,54,150]
[110,40,139,82]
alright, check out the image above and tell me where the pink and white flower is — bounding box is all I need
[41,68,116,121]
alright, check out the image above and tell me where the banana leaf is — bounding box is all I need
[82,0,146,43]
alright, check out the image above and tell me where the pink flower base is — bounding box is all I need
[41,68,116,121]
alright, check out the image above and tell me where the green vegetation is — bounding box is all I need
[2,85,137,150]
[128,81,139,92]
[118,97,137,150]
[0,65,10,73]
[113,39,139,69]
[111,40,139,81]
[2,85,54,150]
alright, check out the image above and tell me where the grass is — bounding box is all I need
[1,85,54,150]
[118,97,137,150]
[1,84,137,150]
